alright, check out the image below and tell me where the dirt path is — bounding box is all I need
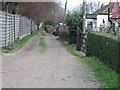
[2,33,101,88]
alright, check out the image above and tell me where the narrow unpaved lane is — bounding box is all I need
[2,33,101,88]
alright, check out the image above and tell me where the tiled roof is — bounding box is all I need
[90,2,120,23]
[109,2,119,18]
[94,3,113,14]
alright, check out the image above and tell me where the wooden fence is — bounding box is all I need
[76,29,87,54]
[0,11,37,47]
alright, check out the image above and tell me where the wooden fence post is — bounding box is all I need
[13,14,15,40]
[76,27,87,54]
[8,13,11,47]
[76,27,81,51]
[5,7,8,48]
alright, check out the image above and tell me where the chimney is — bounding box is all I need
[112,2,119,18]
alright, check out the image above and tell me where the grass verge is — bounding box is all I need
[39,28,47,53]
[60,40,119,88]
[2,33,34,53]
[40,29,46,36]
[39,37,47,53]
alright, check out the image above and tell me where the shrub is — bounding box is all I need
[65,11,83,44]
[86,32,119,73]
[68,30,77,44]
[57,24,69,42]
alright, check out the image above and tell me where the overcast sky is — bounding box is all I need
[61,0,120,10]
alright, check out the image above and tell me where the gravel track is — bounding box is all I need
[2,33,101,88]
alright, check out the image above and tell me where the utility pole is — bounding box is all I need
[63,0,67,24]
[62,0,67,40]
[82,0,86,33]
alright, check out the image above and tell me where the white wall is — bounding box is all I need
[97,15,110,31]
[86,14,112,31]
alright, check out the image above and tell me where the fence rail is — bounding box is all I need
[0,11,37,47]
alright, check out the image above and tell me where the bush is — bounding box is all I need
[65,11,83,44]
[68,30,77,44]
[86,32,119,73]
[57,24,69,42]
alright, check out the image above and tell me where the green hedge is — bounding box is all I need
[68,30,77,44]
[86,32,119,73]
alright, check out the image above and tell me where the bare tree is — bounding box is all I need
[85,1,104,14]
[1,1,64,25]
[19,2,63,25]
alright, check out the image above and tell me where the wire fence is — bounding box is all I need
[0,10,37,48]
